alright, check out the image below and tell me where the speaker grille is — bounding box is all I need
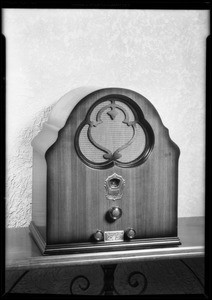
[78,99,146,164]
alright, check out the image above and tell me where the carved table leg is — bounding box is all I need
[70,263,148,295]
[100,264,148,295]
[70,264,118,295]
[100,264,117,295]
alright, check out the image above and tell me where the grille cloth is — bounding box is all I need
[78,100,146,163]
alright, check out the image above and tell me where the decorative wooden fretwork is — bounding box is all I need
[75,95,155,169]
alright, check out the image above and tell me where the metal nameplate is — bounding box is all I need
[104,230,124,242]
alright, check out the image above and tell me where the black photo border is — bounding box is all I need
[1,1,211,299]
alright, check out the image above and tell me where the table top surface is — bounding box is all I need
[6,217,204,270]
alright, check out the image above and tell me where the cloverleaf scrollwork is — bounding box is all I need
[75,96,154,169]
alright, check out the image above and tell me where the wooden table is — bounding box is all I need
[5,217,205,295]
[6,217,204,270]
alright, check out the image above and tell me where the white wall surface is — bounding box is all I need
[3,9,209,227]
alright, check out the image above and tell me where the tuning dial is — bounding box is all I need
[93,230,104,241]
[125,228,136,239]
[108,206,122,220]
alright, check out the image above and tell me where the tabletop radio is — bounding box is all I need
[30,87,181,255]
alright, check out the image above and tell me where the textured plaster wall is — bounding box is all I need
[4,9,209,227]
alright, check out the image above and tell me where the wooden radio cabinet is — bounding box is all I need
[30,87,181,255]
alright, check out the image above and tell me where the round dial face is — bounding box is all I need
[109,178,120,188]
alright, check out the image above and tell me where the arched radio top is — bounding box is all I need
[74,94,155,169]
[31,87,179,159]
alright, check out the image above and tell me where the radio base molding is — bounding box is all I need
[30,221,181,255]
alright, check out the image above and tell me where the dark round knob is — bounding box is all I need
[93,230,104,241]
[108,207,122,220]
[125,228,136,239]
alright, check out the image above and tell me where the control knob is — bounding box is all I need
[108,206,122,220]
[93,230,104,241]
[125,228,136,239]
